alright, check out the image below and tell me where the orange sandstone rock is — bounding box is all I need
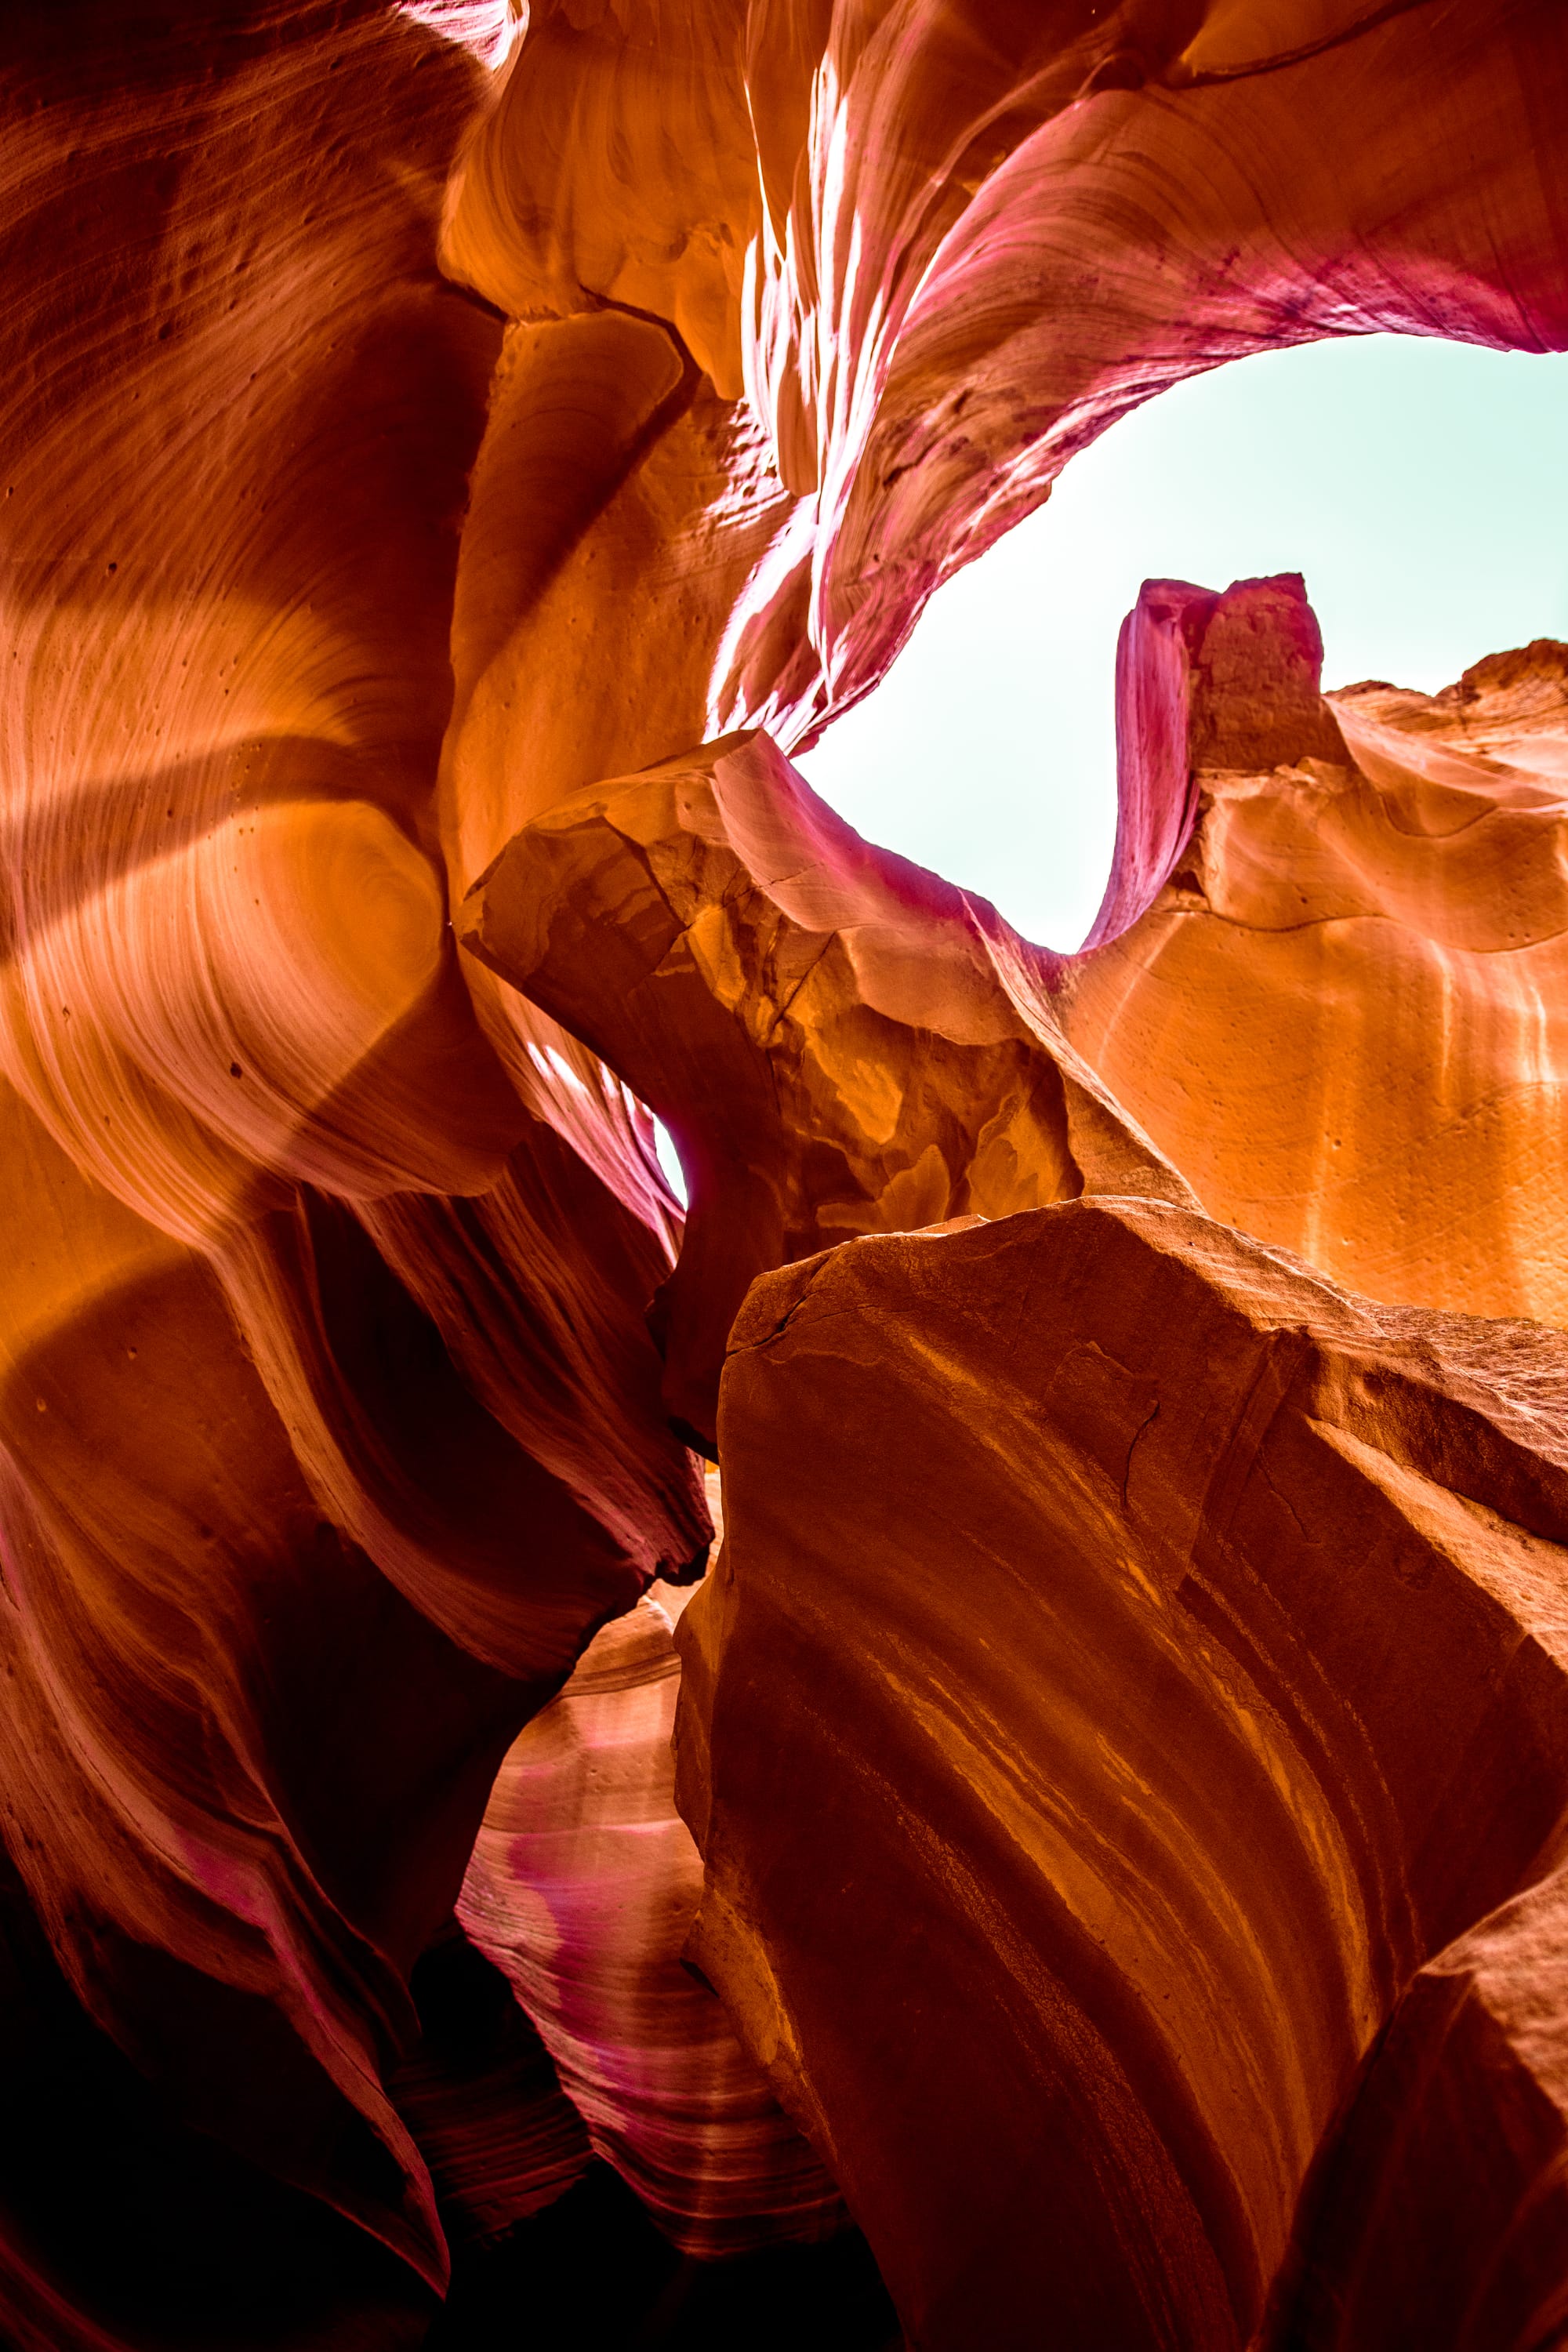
[0,8,706,2338]
[676,1198,1568,2350]
[1065,588,1568,1325]
[457,1593,844,2253]
[460,728,1192,1447]
[3,0,1568,2345]
[437,0,1568,770]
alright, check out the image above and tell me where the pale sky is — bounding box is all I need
[797,336,1568,951]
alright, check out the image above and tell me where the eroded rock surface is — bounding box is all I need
[1066,597,1568,1324]
[461,728,1192,1447]
[457,1592,844,2253]
[438,0,1568,777]
[0,9,707,2341]
[2,0,1566,2346]
[677,1199,1568,2350]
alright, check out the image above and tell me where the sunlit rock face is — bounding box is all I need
[1065,584,1568,1326]
[677,1201,1568,2352]
[2,0,1567,2347]
[456,1590,846,2254]
[439,0,1568,795]
[460,728,1193,1448]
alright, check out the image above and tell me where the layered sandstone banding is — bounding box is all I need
[1065,585,1568,1326]
[388,1921,593,2251]
[3,0,1568,2346]
[457,1592,844,2253]
[676,1200,1568,2350]
[0,9,708,2339]
[460,727,1191,1446]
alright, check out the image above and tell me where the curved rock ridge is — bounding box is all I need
[427,0,1568,1290]
[0,1074,660,2312]
[459,726,1193,1448]
[0,9,708,2339]
[1065,598,1568,1325]
[457,1590,847,2253]
[437,0,1568,778]
[674,1196,1568,2350]
[2,0,1567,2346]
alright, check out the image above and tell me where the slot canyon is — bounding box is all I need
[2,3,1566,2347]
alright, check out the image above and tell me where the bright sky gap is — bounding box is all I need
[797,336,1568,953]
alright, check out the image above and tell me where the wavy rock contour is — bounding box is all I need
[457,1591,845,2253]
[2,0,1567,2346]
[677,1198,1568,2350]
[1065,587,1568,1324]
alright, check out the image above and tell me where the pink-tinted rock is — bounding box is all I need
[458,1593,844,2253]
[1065,600,1568,1326]
[461,728,1192,1446]
[3,1,1568,2345]
[0,11,707,2335]
[1087,574,1347,947]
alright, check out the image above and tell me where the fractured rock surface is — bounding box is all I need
[461,728,1192,1448]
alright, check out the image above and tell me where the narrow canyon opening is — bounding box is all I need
[797,335,1568,951]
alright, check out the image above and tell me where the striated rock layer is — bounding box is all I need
[677,1199,1568,2350]
[457,1591,844,2254]
[1066,586,1568,1327]
[2,0,1568,2346]
[0,8,707,2343]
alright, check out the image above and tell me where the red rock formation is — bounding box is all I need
[676,1199,1568,2350]
[1065,587,1568,1325]
[2,0,1567,2347]
[460,728,1192,1446]
[389,1921,593,2250]
[439,0,1568,784]
[457,1592,844,2252]
[1085,573,1348,949]
[1265,1853,1568,2350]
[0,8,706,2340]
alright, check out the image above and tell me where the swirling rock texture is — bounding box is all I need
[677,1200,1568,2352]
[1064,581,1568,1327]
[456,1588,846,2253]
[2,2,1567,2349]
